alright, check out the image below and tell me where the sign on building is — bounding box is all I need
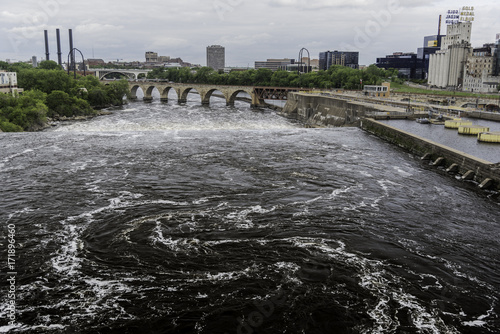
[460,6,474,22]
[445,6,474,25]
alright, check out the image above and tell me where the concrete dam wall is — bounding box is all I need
[282,92,403,127]
[361,119,500,191]
[281,92,500,191]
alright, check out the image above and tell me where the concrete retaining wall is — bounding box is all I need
[360,118,500,191]
[282,92,400,127]
[467,111,500,122]
[282,92,500,191]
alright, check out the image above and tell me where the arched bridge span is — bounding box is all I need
[101,80,310,107]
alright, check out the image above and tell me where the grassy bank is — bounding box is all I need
[390,82,498,100]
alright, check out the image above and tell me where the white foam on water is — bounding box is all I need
[225,205,276,229]
[329,184,363,199]
[283,237,461,334]
[151,221,202,253]
[393,165,414,178]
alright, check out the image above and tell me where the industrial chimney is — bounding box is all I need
[44,30,50,61]
[69,29,74,71]
[56,29,62,66]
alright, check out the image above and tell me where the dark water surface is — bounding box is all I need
[1,95,499,333]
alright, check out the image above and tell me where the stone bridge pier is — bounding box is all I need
[128,82,258,106]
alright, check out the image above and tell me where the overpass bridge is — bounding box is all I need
[107,80,311,107]
[94,69,152,80]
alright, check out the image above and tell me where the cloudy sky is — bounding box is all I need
[1,0,498,67]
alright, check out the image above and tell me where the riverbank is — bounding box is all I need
[38,110,114,131]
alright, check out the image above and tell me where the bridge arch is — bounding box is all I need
[130,84,143,100]
[179,87,201,104]
[202,88,229,105]
[228,89,252,106]
[99,71,136,80]
[144,85,159,102]
[159,86,177,102]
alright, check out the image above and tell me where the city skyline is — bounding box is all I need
[1,0,498,67]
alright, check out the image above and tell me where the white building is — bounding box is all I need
[428,22,472,89]
[0,70,22,95]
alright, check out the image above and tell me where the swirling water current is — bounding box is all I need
[1,93,499,333]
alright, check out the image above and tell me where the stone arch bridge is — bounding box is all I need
[120,81,308,107]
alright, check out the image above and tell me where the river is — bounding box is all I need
[1,92,499,333]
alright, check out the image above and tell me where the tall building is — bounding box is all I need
[319,51,359,70]
[207,45,225,71]
[428,22,472,88]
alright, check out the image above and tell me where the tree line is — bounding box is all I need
[0,61,399,132]
[0,60,129,132]
[147,65,399,89]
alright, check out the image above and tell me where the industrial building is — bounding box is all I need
[428,22,472,88]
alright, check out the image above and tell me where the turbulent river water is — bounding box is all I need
[1,93,499,334]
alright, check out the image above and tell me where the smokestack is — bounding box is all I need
[69,29,74,71]
[438,15,442,36]
[44,30,50,61]
[56,29,62,66]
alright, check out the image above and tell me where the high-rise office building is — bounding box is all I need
[207,45,225,71]
[319,51,359,70]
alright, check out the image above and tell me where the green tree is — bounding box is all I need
[0,61,9,71]
[194,67,215,83]
[87,87,110,108]
[46,90,73,117]
[252,68,273,86]
[18,69,74,94]
[38,60,63,70]
[104,80,129,106]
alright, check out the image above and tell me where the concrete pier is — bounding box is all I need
[458,125,490,135]
[444,119,473,129]
[478,132,500,143]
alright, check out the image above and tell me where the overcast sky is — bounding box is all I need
[1,0,498,67]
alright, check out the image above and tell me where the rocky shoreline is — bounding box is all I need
[38,110,114,131]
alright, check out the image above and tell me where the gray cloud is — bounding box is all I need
[1,0,498,67]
